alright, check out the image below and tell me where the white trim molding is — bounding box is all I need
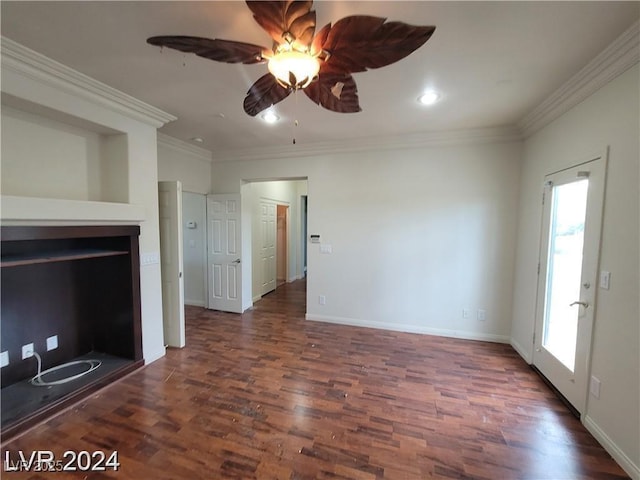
[1,36,176,128]
[583,415,640,480]
[158,133,214,164]
[305,313,510,344]
[519,20,640,138]
[213,126,523,163]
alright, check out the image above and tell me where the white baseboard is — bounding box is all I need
[252,294,262,303]
[305,313,510,344]
[185,299,205,307]
[510,337,533,364]
[583,415,639,480]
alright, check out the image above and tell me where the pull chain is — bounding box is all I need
[292,88,300,145]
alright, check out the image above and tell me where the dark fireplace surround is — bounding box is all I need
[1,225,144,441]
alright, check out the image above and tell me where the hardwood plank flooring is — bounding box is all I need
[1,280,628,479]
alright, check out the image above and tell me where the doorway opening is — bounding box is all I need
[242,178,308,310]
[276,204,289,287]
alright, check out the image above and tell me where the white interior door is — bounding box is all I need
[158,180,185,348]
[533,154,607,414]
[260,200,277,296]
[207,194,242,313]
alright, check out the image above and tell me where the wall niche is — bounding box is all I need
[0,99,129,204]
[0,225,143,441]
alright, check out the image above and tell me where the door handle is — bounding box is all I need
[570,301,589,308]
[232,259,241,264]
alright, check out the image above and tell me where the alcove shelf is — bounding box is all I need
[0,225,144,441]
[1,249,129,267]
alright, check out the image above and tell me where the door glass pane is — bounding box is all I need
[542,179,589,372]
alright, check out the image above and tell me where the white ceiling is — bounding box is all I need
[2,1,638,154]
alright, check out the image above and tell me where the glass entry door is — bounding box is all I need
[542,178,588,372]
[533,155,606,414]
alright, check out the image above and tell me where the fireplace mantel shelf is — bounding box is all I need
[1,195,145,225]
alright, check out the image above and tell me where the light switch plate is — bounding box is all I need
[590,376,601,398]
[320,244,332,254]
[599,271,611,290]
[140,252,160,266]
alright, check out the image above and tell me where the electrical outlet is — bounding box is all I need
[22,343,34,360]
[462,309,470,319]
[46,335,58,351]
[318,295,326,305]
[0,351,9,368]
[477,309,486,321]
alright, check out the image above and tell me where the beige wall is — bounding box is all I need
[212,139,522,343]
[157,134,212,195]
[511,64,639,475]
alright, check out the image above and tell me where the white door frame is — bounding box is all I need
[158,180,185,348]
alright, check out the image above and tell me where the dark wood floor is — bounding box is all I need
[2,280,628,479]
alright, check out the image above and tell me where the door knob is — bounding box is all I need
[570,301,589,308]
[232,259,241,264]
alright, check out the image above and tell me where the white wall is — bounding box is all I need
[212,139,522,342]
[157,134,212,195]
[1,105,127,202]
[511,64,639,476]
[182,191,207,306]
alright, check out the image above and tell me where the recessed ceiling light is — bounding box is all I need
[418,91,440,106]
[190,137,204,143]
[261,111,280,124]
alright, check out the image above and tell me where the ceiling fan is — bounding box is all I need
[147,1,435,117]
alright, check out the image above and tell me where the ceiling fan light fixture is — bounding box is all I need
[267,50,320,90]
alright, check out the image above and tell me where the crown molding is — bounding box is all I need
[212,126,523,163]
[1,36,176,128]
[158,133,213,164]
[519,20,639,138]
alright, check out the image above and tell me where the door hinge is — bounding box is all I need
[537,262,540,275]
[533,331,536,345]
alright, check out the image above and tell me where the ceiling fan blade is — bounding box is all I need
[246,1,316,49]
[321,16,435,73]
[147,36,267,64]
[244,73,292,116]
[310,22,331,57]
[304,73,361,113]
